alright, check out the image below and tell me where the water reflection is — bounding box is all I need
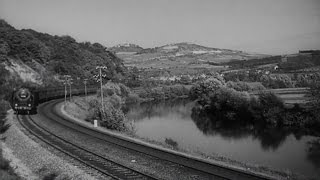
[125,98,193,121]
[125,99,320,177]
[307,139,320,169]
[191,110,290,151]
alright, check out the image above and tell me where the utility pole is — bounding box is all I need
[69,78,73,101]
[96,66,107,112]
[64,81,67,104]
[83,78,88,101]
[63,75,71,105]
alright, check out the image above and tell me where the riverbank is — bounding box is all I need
[64,96,316,180]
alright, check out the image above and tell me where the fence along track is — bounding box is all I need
[17,114,157,180]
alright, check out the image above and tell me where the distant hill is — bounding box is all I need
[141,42,242,54]
[108,43,144,54]
[222,50,320,71]
[117,42,268,69]
[0,19,125,87]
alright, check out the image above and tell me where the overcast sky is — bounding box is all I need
[1,0,319,54]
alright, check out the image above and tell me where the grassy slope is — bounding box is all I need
[0,109,20,180]
[0,149,20,180]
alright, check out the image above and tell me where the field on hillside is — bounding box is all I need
[118,53,228,75]
[116,42,267,72]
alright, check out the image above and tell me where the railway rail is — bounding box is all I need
[17,114,158,180]
[20,99,277,180]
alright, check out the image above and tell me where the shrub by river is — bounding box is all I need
[190,77,320,135]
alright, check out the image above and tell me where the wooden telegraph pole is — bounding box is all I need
[96,66,107,112]
[68,78,73,101]
[83,78,88,101]
[63,75,71,105]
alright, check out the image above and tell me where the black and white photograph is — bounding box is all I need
[0,0,320,179]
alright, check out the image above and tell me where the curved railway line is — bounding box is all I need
[17,114,157,180]
[15,98,279,180]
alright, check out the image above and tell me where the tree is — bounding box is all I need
[309,80,320,107]
[0,64,10,98]
[1,20,126,83]
[125,67,141,87]
[189,77,225,100]
[260,74,294,88]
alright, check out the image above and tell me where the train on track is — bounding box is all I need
[10,88,38,114]
[10,85,99,115]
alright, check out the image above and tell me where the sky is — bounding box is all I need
[0,0,320,55]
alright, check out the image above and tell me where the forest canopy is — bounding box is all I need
[0,19,125,85]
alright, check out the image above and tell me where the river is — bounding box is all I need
[125,99,320,178]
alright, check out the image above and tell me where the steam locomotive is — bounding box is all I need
[10,88,38,114]
[11,85,99,115]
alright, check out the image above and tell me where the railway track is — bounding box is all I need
[26,99,276,180]
[17,114,158,180]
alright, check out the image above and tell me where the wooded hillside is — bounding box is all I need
[0,19,125,86]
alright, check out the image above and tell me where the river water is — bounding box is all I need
[125,99,320,178]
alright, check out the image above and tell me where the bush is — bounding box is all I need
[0,118,10,134]
[295,74,317,87]
[0,100,10,113]
[193,86,291,127]
[119,83,130,97]
[43,173,58,180]
[258,91,284,108]
[191,82,320,135]
[0,100,10,134]
[0,153,10,171]
[226,81,266,92]
[100,103,128,131]
[165,138,178,149]
[98,82,121,97]
[86,97,133,132]
[260,74,294,89]
[137,88,152,99]
[189,77,225,100]
[162,85,189,98]
[0,149,19,180]
[226,81,250,91]
[88,82,134,132]
[309,79,320,106]
[126,93,140,104]
[96,82,135,104]
[170,85,189,97]
[107,94,122,109]
[307,139,320,168]
[0,171,20,180]
[150,88,166,100]
[206,87,252,122]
